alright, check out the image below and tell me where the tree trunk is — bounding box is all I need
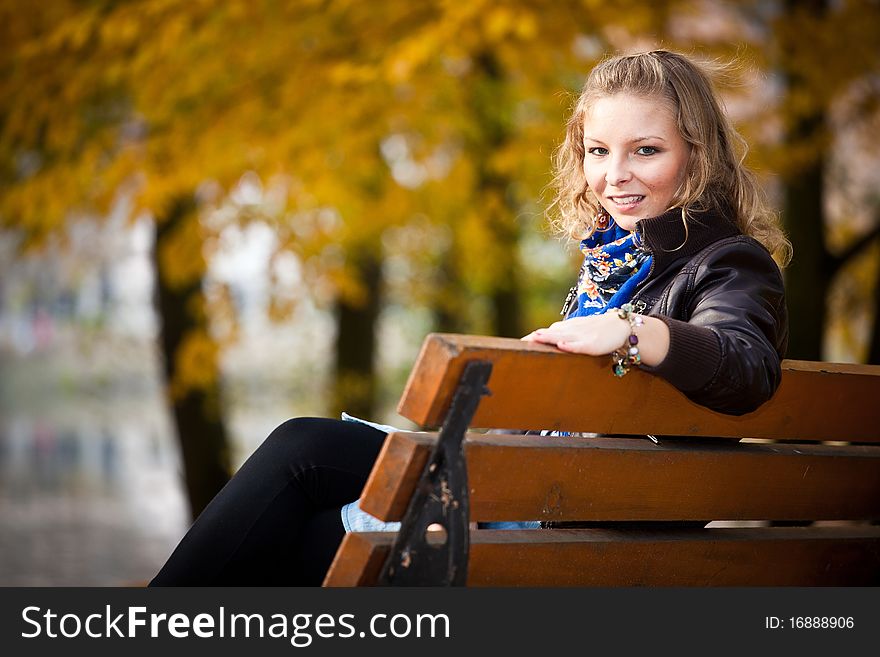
[473,51,522,339]
[153,196,231,520]
[432,250,468,334]
[489,222,523,339]
[331,252,382,419]
[779,0,830,360]
[781,138,828,360]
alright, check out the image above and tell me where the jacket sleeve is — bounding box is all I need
[643,239,788,415]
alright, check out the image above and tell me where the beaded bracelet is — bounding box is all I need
[611,302,644,377]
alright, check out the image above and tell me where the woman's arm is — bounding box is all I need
[645,242,787,415]
[523,313,670,366]
[525,239,788,415]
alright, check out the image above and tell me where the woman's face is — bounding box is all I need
[582,92,690,231]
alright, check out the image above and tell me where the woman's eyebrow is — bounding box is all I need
[583,135,668,142]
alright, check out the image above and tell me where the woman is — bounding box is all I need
[150,50,789,586]
[525,49,788,414]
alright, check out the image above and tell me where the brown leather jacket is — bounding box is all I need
[569,208,789,416]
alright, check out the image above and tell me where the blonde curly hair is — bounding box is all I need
[547,50,791,264]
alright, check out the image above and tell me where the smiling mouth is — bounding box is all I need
[608,195,645,207]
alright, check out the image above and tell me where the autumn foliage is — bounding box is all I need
[3,0,879,513]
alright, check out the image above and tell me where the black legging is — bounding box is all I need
[149,417,386,586]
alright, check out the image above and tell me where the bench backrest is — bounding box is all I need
[398,334,880,441]
[324,334,880,586]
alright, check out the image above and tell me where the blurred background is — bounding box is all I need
[1,0,879,585]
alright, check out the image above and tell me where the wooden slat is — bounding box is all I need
[397,334,880,442]
[324,527,880,586]
[358,432,434,521]
[323,532,390,587]
[359,433,880,523]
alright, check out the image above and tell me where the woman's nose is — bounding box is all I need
[605,156,632,186]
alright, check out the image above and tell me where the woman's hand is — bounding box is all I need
[523,312,671,366]
[522,314,630,355]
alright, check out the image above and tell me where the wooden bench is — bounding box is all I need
[324,333,880,586]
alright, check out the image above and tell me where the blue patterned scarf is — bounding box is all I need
[567,216,653,319]
[541,216,653,441]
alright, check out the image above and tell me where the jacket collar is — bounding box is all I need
[635,208,740,272]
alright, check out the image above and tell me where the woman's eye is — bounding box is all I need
[587,147,608,156]
[637,146,659,155]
